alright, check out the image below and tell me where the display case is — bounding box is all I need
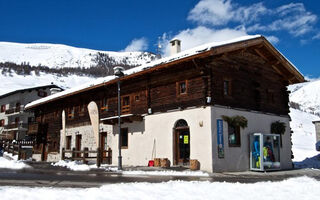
[250,133,281,171]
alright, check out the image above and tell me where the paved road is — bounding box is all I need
[0,162,319,188]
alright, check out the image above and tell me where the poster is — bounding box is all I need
[217,119,224,158]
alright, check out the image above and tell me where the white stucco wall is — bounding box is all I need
[211,106,292,172]
[108,107,213,172]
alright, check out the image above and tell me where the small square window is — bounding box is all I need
[177,81,187,95]
[135,95,140,101]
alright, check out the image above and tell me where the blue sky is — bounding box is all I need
[0,0,319,78]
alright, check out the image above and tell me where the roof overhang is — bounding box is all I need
[100,114,143,125]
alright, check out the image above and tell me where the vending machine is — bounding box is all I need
[250,133,281,171]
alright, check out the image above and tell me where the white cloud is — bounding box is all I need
[312,33,320,40]
[188,0,267,26]
[266,36,279,44]
[188,0,233,26]
[188,0,317,37]
[123,38,148,52]
[161,26,248,56]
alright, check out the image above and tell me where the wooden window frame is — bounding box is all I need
[134,95,140,102]
[100,98,109,112]
[176,80,188,96]
[121,96,131,114]
[67,107,75,120]
[120,128,128,149]
[1,105,6,113]
[228,125,241,147]
[223,78,232,97]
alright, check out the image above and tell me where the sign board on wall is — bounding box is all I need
[217,119,224,158]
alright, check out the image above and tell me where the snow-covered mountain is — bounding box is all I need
[289,79,320,116]
[288,80,320,164]
[0,41,155,68]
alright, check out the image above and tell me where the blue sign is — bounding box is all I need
[217,119,224,158]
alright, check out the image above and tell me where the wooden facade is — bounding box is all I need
[28,37,304,160]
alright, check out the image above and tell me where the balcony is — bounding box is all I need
[5,105,24,116]
[4,122,28,131]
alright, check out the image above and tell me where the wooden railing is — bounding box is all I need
[4,123,28,130]
[0,140,34,160]
[4,106,24,115]
[61,147,112,167]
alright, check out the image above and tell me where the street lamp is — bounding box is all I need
[114,66,125,170]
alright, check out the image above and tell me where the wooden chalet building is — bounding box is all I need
[25,35,304,172]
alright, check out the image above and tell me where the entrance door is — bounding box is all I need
[76,135,82,157]
[176,129,190,165]
[100,132,108,163]
[40,123,48,161]
[174,119,190,165]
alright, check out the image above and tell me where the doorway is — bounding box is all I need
[100,132,108,164]
[174,119,190,165]
[76,135,82,157]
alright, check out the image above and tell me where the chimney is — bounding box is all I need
[50,88,62,95]
[170,38,181,56]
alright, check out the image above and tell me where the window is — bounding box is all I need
[121,96,130,114]
[120,128,128,148]
[38,90,47,97]
[135,95,140,102]
[228,125,241,147]
[0,119,4,127]
[223,79,232,96]
[266,89,275,104]
[66,136,72,150]
[68,107,74,119]
[177,80,187,95]
[15,117,20,124]
[28,117,35,123]
[1,105,5,113]
[101,98,108,112]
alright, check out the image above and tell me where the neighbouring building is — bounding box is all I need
[0,85,62,141]
[25,35,304,172]
[313,120,320,151]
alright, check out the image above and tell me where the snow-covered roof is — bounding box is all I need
[25,35,302,109]
[0,84,61,99]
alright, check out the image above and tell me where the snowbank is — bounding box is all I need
[52,160,117,171]
[0,177,319,200]
[122,170,209,177]
[0,157,30,169]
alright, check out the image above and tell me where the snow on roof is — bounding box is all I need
[26,35,301,109]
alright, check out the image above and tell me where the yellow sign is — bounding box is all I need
[184,135,189,144]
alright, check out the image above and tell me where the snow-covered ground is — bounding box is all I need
[290,108,320,162]
[52,160,209,176]
[0,152,30,169]
[0,177,319,200]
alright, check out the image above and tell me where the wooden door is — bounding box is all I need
[40,123,48,161]
[174,128,190,165]
[100,132,107,163]
[76,135,82,157]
